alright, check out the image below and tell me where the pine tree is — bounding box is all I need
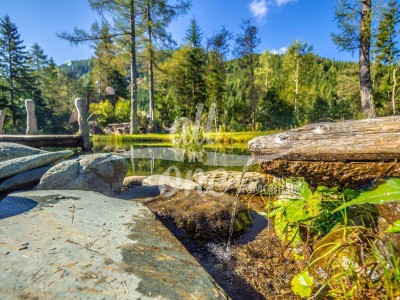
[0,15,31,126]
[332,0,376,118]
[374,0,399,114]
[184,18,207,119]
[138,0,190,131]
[206,27,232,128]
[58,0,140,133]
[234,19,261,130]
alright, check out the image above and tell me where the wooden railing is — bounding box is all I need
[0,98,92,152]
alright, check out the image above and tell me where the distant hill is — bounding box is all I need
[59,59,93,78]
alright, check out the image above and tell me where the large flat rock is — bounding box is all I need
[0,190,227,299]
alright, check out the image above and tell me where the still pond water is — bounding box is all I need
[93,141,259,178]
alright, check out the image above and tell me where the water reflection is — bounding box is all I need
[94,142,257,177]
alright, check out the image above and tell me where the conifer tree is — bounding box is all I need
[0,15,31,126]
[182,18,207,119]
[138,0,190,131]
[206,27,232,128]
[332,0,376,118]
[234,19,261,130]
[374,0,399,114]
[58,0,140,133]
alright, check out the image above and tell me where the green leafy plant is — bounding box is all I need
[291,270,314,297]
[333,178,400,212]
[267,180,353,245]
[386,220,400,233]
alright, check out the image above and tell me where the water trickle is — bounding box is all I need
[225,157,256,255]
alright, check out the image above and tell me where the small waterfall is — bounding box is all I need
[225,157,256,256]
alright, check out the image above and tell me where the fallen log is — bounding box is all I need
[249,116,400,162]
[249,116,400,188]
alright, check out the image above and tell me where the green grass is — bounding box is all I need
[92,130,277,145]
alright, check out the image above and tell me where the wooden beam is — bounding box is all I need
[249,116,400,162]
[0,135,84,148]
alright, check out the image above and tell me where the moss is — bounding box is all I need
[234,209,254,232]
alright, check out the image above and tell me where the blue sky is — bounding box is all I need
[0,0,354,64]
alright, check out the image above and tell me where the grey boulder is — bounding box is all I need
[0,142,46,162]
[0,150,74,180]
[193,170,269,194]
[37,153,129,195]
[0,166,51,193]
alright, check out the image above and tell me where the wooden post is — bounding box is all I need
[25,99,38,135]
[75,98,92,152]
[0,110,5,134]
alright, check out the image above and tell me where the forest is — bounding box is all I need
[0,0,399,134]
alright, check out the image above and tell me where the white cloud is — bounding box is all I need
[270,47,287,55]
[276,0,297,6]
[249,0,268,22]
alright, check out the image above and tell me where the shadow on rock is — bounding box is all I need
[0,196,37,219]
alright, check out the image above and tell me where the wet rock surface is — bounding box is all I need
[193,170,270,194]
[38,153,129,196]
[0,190,227,299]
[0,142,46,162]
[137,190,253,241]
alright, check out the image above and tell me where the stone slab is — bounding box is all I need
[0,190,227,299]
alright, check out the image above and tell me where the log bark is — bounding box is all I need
[259,160,400,189]
[248,116,400,162]
[249,116,400,188]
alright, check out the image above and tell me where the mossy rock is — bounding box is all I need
[139,190,253,241]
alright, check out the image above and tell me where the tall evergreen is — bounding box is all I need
[184,18,207,119]
[0,15,31,126]
[332,0,376,118]
[58,0,140,133]
[374,0,399,114]
[206,27,232,128]
[234,19,261,130]
[138,0,190,130]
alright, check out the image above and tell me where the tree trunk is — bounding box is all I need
[392,66,398,115]
[8,50,16,127]
[250,54,256,131]
[147,1,155,132]
[360,0,375,118]
[294,58,299,123]
[130,0,138,134]
[248,116,400,162]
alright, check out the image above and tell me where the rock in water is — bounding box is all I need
[193,170,269,194]
[139,190,253,241]
[0,166,51,193]
[0,150,73,180]
[0,190,227,299]
[143,174,201,191]
[0,142,46,162]
[37,153,129,196]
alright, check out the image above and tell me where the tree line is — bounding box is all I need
[0,0,399,134]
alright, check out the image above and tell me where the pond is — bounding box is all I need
[93,141,259,178]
